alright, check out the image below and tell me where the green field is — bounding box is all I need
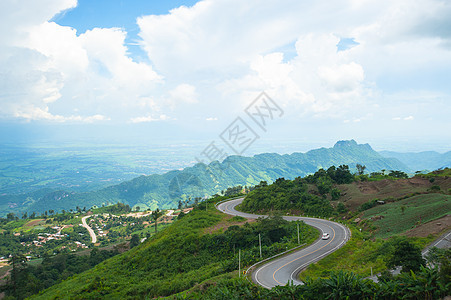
[362,193,451,238]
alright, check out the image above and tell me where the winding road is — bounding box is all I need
[81,215,97,243]
[216,198,350,289]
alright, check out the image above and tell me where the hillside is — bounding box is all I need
[1,140,409,216]
[27,172,451,299]
[29,198,317,299]
[339,175,451,211]
[240,167,451,238]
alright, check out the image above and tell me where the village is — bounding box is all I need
[0,206,194,266]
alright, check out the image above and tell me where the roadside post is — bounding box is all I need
[297,222,300,245]
[259,233,262,258]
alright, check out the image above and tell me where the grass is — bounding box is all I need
[31,209,225,299]
[299,225,437,280]
[301,192,450,280]
[300,227,385,279]
[362,193,451,238]
[31,200,319,299]
[227,216,247,223]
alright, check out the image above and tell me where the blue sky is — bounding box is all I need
[52,0,199,62]
[0,0,450,153]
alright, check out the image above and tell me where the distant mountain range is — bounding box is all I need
[379,150,451,172]
[2,139,418,216]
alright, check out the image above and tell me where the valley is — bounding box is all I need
[0,166,448,299]
[2,140,436,218]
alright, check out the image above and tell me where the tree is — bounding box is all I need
[388,170,408,179]
[329,165,354,184]
[135,206,140,212]
[129,234,140,248]
[331,188,341,201]
[178,200,183,210]
[426,247,451,287]
[336,202,347,214]
[387,239,425,273]
[151,208,163,233]
[7,254,27,298]
[177,211,185,220]
[356,164,366,175]
[317,176,332,195]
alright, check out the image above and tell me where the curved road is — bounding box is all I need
[217,198,350,289]
[81,215,97,243]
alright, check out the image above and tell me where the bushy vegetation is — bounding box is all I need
[3,167,449,299]
[174,261,450,299]
[30,199,317,299]
[300,226,434,280]
[0,248,119,299]
[91,202,132,214]
[241,165,355,217]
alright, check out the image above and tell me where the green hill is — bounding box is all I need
[1,140,409,216]
[24,170,451,299]
[29,199,317,299]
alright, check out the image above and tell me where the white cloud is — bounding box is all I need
[0,0,162,122]
[130,114,171,123]
[0,0,449,146]
[392,116,415,121]
[206,117,218,121]
[14,106,109,123]
[135,0,451,123]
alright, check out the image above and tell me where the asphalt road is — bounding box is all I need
[81,215,97,244]
[216,198,350,289]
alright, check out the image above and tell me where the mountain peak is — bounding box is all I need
[333,139,358,148]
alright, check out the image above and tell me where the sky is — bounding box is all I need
[0,0,450,153]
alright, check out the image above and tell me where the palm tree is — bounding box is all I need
[151,208,163,233]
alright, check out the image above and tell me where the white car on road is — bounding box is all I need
[322,233,330,240]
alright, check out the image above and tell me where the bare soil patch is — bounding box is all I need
[402,215,451,238]
[24,219,45,227]
[340,177,448,211]
[204,214,256,234]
